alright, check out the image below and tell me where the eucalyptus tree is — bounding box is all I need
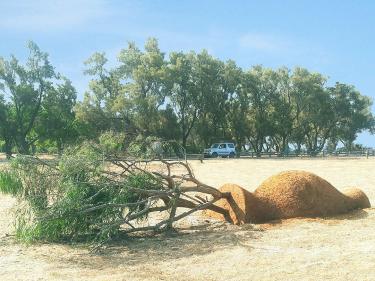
[302,88,335,155]
[36,77,77,154]
[156,104,180,141]
[0,95,14,158]
[75,52,128,139]
[193,50,227,147]
[167,51,199,148]
[244,66,279,157]
[268,68,294,155]
[288,68,327,155]
[0,41,55,154]
[290,71,374,155]
[223,60,247,151]
[118,38,171,136]
[328,82,374,150]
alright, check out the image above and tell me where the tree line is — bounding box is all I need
[0,39,374,158]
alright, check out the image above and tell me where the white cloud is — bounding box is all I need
[238,33,290,53]
[0,0,111,31]
[237,32,332,68]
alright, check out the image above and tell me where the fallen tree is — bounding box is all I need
[0,140,231,246]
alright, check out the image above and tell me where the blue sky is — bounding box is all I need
[1,0,375,146]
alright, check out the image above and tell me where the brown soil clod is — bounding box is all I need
[205,170,371,224]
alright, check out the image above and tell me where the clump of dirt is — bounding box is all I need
[205,170,371,224]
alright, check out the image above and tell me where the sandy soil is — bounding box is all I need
[1,158,375,281]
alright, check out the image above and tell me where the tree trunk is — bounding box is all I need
[4,138,12,159]
[295,142,302,156]
[182,135,187,150]
[236,140,242,158]
[57,139,63,156]
[280,136,288,156]
[17,137,30,155]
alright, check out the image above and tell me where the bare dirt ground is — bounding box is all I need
[1,158,375,281]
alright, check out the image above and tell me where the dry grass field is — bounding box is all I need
[1,158,375,281]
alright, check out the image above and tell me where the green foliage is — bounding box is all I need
[98,130,126,155]
[0,170,23,196]
[0,42,77,155]
[76,39,374,155]
[1,39,374,156]
[3,144,164,246]
[36,77,78,153]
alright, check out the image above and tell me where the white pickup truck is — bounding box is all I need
[203,143,236,158]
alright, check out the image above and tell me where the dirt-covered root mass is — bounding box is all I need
[203,183,251,224]
[205,170,371,224]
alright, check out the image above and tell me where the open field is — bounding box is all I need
[1,158,375,281]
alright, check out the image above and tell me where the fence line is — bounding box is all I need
[1,150,374,163]
[164,149,375,161]
[237,149,375,158]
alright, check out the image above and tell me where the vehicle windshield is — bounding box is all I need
[211,143,219,148]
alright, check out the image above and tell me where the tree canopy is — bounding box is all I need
[0,39,374,156]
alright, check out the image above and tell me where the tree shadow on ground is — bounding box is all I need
[62,221,264,269]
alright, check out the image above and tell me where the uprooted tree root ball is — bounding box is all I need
[202,184,251,225]
[205,170,371,224]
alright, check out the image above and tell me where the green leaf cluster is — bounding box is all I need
[0,143,164,245]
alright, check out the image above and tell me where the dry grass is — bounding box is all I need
[1,158,375,281]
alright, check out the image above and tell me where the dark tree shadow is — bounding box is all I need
[47,221,264,269]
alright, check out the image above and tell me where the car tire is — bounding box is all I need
[212,152,218,158]
[229,152,235,158]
